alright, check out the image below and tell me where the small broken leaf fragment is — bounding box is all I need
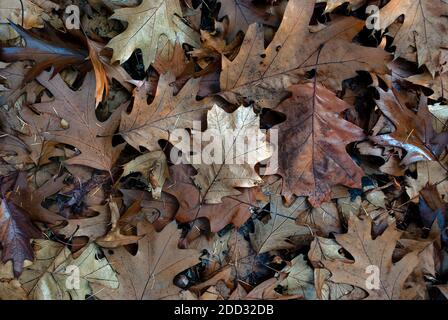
[121,151,169,199]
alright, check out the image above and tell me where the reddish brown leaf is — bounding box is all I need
[274,83,365,207]
[163,164,256,233]
[371,88,445,165]
[11,173,67,225]
[0,21,88,83]
[217,0,279,40]
[0,197,39,277]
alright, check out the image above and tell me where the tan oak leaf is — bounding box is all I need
[323,215,419,300]
[379,0,448,76]
[183,104,272,204]
[120,72,209,151]
[106,0,200,68]
[92,220,200,300]
[19,240,118,300]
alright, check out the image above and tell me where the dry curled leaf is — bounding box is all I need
[371,88,446,165]
[121,151,169,199]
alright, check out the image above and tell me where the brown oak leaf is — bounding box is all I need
[250,196,312,254]
[273,83,365,207]
[379,0,448,76]
[220,0,390,108]
[33,70,125,171]
[11,173,67,225]
[106,0,200,68]
[0,22,88,83]
[323,215,419,300]
[120,72,209,151]
[92,220,200,300]
[180,105,272,204]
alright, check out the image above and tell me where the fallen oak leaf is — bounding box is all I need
[189,19,243,70]
[96,200,143,248]
[18,240,118,300]
[16,104,60,166]
[322,215,420,300]
[379,0,448,76]
[250,195,312,255]
[371,88,445,165]
[55,203,111,241]
[153,42,194,79]
[279,254,316,300]
[92,220,200,300]
[181,104,272,204]
[427,103,448,133]
[86,39,135,106]
[11,173,67,225]
[121,151,169,199]
[120,72,209,151]
[273,83,365,207]
[32,70,125,171]
[314,268,367,300]
[106,0,200,69]
[86,38,109,107]
[120,189,178,231]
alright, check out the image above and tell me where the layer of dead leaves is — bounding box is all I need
[0,0,447,300]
